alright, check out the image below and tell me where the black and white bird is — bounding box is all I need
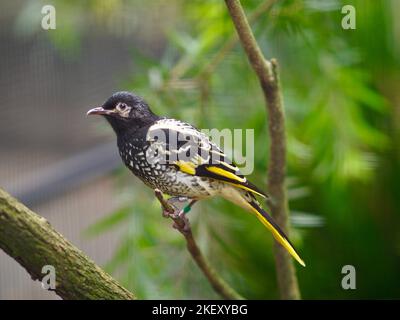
[87,91,305,267]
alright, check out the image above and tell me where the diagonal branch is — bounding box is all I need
[165,0,277,88]
[154,189,243,300]
[0,188,135,300]
[224,0,301,300]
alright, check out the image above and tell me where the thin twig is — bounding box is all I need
[163,0,277,91]
[154,189,243,300]
[197,0,277,80]
[224,0,301,300]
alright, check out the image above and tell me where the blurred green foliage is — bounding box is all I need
[24,0,400,298]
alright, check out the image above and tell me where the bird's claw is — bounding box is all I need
[161,203,178,219]
[162,209,170,218]
[172,210,191,234]
[155,190,191,234]
[162,197,187,218]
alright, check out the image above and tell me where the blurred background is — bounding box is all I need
[0,0,399,299]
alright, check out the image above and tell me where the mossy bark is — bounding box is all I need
[0,188,135,300]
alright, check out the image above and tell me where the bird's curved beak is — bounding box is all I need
[87,106,110,116]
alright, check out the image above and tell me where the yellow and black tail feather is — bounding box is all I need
[247,199,305,267]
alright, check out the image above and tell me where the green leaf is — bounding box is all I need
[84,206,132,237]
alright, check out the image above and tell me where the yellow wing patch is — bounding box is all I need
[175,160,196,175]
[205,166,246,183]
[175,162,267,199]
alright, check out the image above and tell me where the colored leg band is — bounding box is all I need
[183,205,191,214]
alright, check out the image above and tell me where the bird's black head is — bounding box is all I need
[87,91,159,135]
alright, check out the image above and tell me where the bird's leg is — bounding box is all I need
[154,190,196,235]
[154,190,177,218]
[165,196,197,217]
[181,199,197,215]
[160,196,188,218]
[166,196,189,206]
[172,200,197,233]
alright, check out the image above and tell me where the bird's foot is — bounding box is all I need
[161,203,177,218]
[161,208,171,218]
[154,189,192,235]
[160,196,188,218]
[172,210,191,234]
[164,196,195,218]
[161,207,190,235]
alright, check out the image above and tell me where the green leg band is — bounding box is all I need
[183,205,191,214]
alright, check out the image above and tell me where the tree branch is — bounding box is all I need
[0,188,135,300]
[154,189,243,300]
[224,0,301,300]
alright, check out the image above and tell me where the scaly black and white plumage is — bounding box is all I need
[87,91,305,267]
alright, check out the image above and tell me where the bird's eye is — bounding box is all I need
[117,103,127,111]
